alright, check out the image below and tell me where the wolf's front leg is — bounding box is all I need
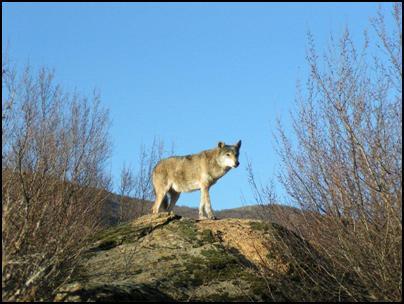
[199,188,208,220]
[201,187,216,220]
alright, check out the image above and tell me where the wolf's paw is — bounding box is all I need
[198,215,208,220]
[207,215,217,220]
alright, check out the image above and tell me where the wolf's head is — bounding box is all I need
[217,140,242,168]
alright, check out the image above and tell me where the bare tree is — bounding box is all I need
[249,3,402,301]
[116,138,168,222]
[117,162,135,223]
[2,60,112,301]
[133,138,165,203]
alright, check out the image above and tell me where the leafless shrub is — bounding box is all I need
[117,162,136,223]
[116,138,169,222]
[249,3,402,301]
[246,159,302,230]
[2,60,111,301]
[133,138,166,210]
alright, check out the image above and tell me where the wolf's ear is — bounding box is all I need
[236,140,242,149]
[218,141,225,148]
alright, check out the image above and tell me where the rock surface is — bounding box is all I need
[54,212,334,302]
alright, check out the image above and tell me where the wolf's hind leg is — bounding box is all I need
[161,195,169,211]
[151,171,170,214]
[152,190,168,214]
[167,190,180,212]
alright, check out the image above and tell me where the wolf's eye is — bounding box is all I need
[226,153,231,156]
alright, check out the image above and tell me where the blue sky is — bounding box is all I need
[2,2,393,210]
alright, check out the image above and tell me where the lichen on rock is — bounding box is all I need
[53,212,341,302]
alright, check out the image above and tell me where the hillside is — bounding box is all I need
[54,212,357,302]
[100,192,299,227]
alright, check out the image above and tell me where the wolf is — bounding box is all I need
[151,140,241,220]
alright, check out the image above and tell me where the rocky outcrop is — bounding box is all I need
[54,212,342,302]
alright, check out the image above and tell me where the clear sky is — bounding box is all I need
[2,2,394,210]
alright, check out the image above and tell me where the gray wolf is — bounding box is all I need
[151,140,242,220]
